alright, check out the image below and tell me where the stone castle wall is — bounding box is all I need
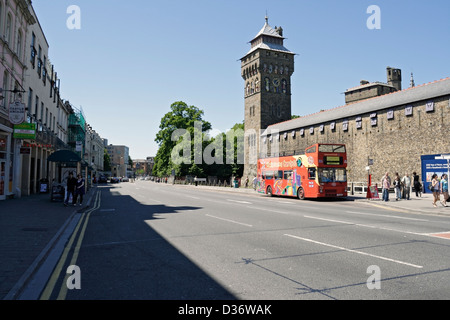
[261,94,450,184]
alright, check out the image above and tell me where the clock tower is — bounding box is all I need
[241,17,295,179]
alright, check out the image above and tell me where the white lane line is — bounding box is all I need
[227,199,253,204]
[284,234,423,269]
[206,214,253,227]
[246,206,291,215]
[345,211,429,222]
[303,215,428,237]
[185,195,200,200]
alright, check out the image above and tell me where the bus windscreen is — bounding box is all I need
[318,145,346,153]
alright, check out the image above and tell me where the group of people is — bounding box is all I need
[430,173,449,208]
[64,172,86,207]
[381,171,449,207]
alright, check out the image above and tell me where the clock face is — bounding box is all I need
[273,78,280,87]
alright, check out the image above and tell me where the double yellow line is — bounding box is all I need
[40,190,101,300]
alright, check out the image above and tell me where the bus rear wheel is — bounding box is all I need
[297,187,305,200]
[267,186,273,197]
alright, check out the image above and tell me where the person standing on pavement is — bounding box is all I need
[431,174,440,208]
[73,173,86,207]
[401,172,412,200]
[381,172,391,202]
[440,174,448,207]
[393,173,402,201]
[413,172,422,197]
[64,172,77,206]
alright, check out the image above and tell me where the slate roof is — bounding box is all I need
[262,77,450,136]
[242,18,294,58]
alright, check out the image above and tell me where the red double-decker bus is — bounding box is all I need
[257,143,347,199]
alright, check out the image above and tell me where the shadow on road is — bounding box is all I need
[59,186,237,300]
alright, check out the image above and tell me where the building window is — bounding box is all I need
[0,3,3,39]
[330,122,336,131]
[343,120,349,132]
[387,110,394,120]
[30,33,36,67]
[425,101,434,113]
[2,70,9,108]
[405,105,413,116]
[370,113,377,127]
[37,46,42,78]
[356,117,362,129]
[5,14,12,44]
[28,88,33,121]
[16,30,23,60]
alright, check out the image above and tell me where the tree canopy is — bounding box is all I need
[152,101,244,181]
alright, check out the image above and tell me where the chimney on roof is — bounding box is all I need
[275,26,283,37]
[360,80,370,85]
[387,66,402,91]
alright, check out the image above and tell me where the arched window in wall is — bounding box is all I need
[17,30,23,60]
[0,2,3,38]
[2,70,9,108]
[5,13,12,44]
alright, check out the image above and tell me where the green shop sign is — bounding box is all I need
[13,123,36,139]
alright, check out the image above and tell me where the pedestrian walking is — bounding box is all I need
[430,174,440,208]
[252,176,257,190]
[64,172,77,206]
[412,172,422,197]
[381,172,391,202]
[401,172,411,200]
[73,173,86,207]
[393,173,401,201]
[440,174,448,207]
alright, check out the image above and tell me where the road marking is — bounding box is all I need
[185,195,200,200]
[425,232,450,240]
[284,234,423,269]
[345,211,429,222]
[227,199,252,204]
[246,205,291,215]
[206,214,253,227]
[40,190,102,300]
[303,215,428,237]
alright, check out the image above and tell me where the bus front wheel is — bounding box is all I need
[267,186,273,197]
[297,187,305,200]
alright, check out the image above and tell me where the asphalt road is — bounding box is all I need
[40,180,450,300]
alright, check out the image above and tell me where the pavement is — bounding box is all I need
[1,182,448,300]
[0,186,97,300]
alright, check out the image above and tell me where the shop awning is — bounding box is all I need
[47,150,81,163]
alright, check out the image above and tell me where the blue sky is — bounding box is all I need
[33,0,450,159]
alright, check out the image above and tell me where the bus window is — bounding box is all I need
[318,168,347,183]
[306,146,316,154]
[284,170,293,180]
[335,168,347,182]
[276,170,283,179]
[263,171,274,180]
[308,168,316,180]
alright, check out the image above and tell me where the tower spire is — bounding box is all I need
[410,72,415,88]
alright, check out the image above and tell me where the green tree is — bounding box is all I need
[153,101,211,177]
[103,149,111,172]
